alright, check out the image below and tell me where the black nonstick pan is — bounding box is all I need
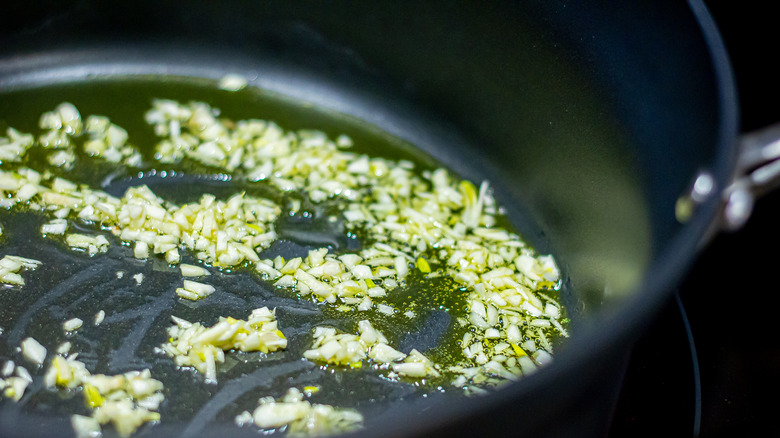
[0,1,771,437]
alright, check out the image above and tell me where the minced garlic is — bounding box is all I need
[0,361,33,402]
[141,99,566,385]
[303,320,404,368]
[175,279,215,301]
[44,353,164,437]
[159,307,287,383]
[0,97,567,436]
[239,387,363,436]
[0,255,41,287]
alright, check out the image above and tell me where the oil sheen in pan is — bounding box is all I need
[0,77,565,434]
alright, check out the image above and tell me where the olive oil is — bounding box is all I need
[0,76,565,432]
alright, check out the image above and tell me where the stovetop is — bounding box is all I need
[609,3,780,436]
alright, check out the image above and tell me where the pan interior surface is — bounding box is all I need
[0,1,733,437]
[0,60,636,436]
[0,71,578,436]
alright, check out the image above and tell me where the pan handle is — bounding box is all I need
[723,123,780,229]
[677,123,780,233]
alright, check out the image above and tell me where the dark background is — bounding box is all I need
[609,2,780,436]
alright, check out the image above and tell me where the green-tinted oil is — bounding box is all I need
[0,76,564,426]
[0,76,442,180]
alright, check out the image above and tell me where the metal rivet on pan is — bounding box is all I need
[676,171,716,223]
[722,185,754,231]
[691,172,715,202]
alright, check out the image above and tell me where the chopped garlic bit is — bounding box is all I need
[376,303,395,316]
[56,342,72,355]
[2,360,14,377]
[0,360,33,402]
[63,318,84,332]
[218,74,248,92]
[0,255,41,286]
[21,337,47,366]
[0,363,33,402]
[303,320,406,368]
[71,414,102,438]
[234,410,254,427]
[83,114,142,166]
[41,218,68,235]
[66,233,109,256]
[175,279,215,301]
[160,307,287,383]
[392,349,440,378]
[180,263,210,277]
[243,387,363,436]
[0,127,35,163]
[45,353,164,437]
[94,310,106,326]
[31,103,143,168]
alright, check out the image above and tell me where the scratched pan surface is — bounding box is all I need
[0,1,735,437]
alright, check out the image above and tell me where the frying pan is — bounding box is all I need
[0,1,772,437]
